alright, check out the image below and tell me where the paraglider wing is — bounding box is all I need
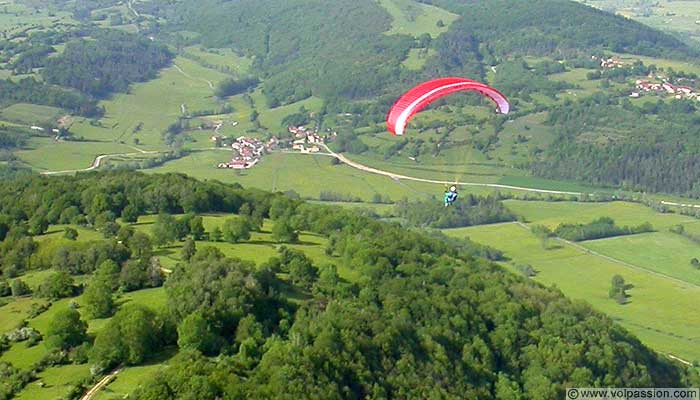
[386,77,510,136]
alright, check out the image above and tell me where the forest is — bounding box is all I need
[532,95,700,197]
[147,0,694,110]
[0,170,698,399]
[41,30,173,98]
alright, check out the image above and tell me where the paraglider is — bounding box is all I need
[386,77,510,136]
[444,185,458,207]
[386,77,510,207]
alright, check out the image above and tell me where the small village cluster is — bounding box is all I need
[592,56,700,101]
[632,79,700,100]
[216,136,267,169]
[216,125,332,169]
[596,56,625,69]
[289,125,325,154]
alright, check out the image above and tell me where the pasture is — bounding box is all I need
[377,0,459,38]
[504,199,695,229]
[583,232,700,286]
[444,222,700,362]
[0,103,62,126]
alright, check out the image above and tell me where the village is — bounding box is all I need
[593,55,700,101]
[215,125,332,170]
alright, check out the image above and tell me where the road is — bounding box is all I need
[80,367,122,400]
[319,144,583,195]
[40,150,160,175]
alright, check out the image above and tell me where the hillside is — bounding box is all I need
[0,170,698,399]
[155,0,694,106]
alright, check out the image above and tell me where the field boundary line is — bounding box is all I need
[513,222,700,290]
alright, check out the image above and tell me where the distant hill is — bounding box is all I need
[158,0,695,106]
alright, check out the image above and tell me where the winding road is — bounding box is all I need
[40,149,160,175]
[319,144,584,195]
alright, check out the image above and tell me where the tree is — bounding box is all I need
[95,260,121,291]
[63,227,78,240]
[121,204,140,223]
[11,279,31,297]
[272,219,298,243]
[151,214,178,246]
[181,237,197,261]
[222,217,251,243]
[288,255,318,290]
[0,279,10,297]
[609,274,628,304]
[37,271,75,300]
[28,214,48,236]
[91,304,163,370]
[691,258,700,269]
[84,277,114,318]
[531,225,553,249]
[120,260,148,292]
[210,226,222,242]
[45,308,87,350]
[177,312,222,355]
[128,231,153,260]
[189,216,205,240]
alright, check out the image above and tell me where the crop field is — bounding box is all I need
[444,222,700,362]
[378,0,459,38]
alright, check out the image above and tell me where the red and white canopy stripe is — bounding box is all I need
[386,77,510,136]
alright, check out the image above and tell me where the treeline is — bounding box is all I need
[0,126,29,149]
[159,0,414,105]
[554,217,653,242]
[42,30,173,98]
[395,195,516,228]
[0,78,99,117]
[215,77,259,98]
[532,95,700,198]
[422,0,695,59]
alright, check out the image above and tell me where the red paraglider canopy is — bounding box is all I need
[386,77,510,136]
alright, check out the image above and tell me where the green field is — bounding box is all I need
[402,47,436,70]
[504,199,695,229]
[584,232,700,286]
[0,103,63,126]
[183,46,253,76]
[444,222,700,362]
[15,364,91,400]
[68,56,229,149]
[148,151,457,201]
[15,138,135,172]
[578,0,700,43]
[378,0,459,38]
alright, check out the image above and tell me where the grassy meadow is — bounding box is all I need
[444,222,700,362]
